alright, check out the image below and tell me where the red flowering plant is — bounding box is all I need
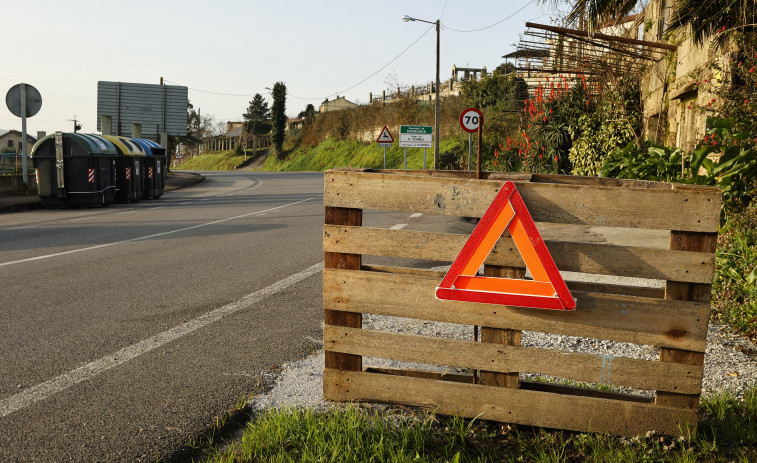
[496,73,641,176]
[498,74,597,174]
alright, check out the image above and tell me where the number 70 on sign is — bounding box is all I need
[460,107,483,133]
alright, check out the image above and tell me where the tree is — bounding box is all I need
[461,72,528,113]
[271,82,287,157]
[298,104,316,119]
[558,0,755,43]
[243,93,271,151]
[187,101,222,140]
[668,0,757,45]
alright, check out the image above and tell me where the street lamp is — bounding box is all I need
[402,14,440,170]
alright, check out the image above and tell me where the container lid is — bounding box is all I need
[130,138,166,156]
[31,132,118,157]
[102,135,147,156]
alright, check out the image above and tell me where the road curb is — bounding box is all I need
[0,172,206,213]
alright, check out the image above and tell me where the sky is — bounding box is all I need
[2,0,561,138]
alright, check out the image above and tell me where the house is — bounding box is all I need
[319,96,358,113]
[0,130,40,153]
[200,121,271,153]
[286,117,304,134]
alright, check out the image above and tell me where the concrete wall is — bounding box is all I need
[0,175,38,195]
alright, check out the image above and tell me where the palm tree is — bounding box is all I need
[557,0,755,44]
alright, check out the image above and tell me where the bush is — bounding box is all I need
[568,80,642,176]
[601,142,684,182]
[713,203,757,340]
[689,117,757,211]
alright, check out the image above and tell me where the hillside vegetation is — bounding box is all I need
[263,138,461,171]
[174,151,246,171]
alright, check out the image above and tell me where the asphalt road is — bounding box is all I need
[0,172,330,462]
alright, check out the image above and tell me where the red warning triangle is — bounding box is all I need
[376,126,394,143]
[436,181,575,311]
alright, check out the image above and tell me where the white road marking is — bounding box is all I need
[0,196,319,268]
[389,223,407,230]
[6,225,33,230]
[0,261,324,418]
[410,213,423,218]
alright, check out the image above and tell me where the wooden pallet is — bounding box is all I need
[323,169,721,436]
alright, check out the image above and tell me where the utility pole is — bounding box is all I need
[69,116,82,133]
[434,19,440,170]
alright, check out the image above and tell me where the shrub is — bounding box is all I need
[601,142,684,182]
[689,117,757,212]
[713,203,757,340]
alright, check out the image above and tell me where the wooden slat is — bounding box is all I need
[480,264,524,388]
[324,171,721,232]
[324,225,715,284]
[656,231,717,409]
[325,326,703,393]
[323,207,362,373]
[520,380,653,404]
[323,268,710,351]
[361,265,665,299]
[363,367,654,403]
[323,369,698,436]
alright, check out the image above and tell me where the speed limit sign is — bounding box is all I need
[459,107,483,133]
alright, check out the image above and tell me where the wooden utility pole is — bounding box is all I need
[477,114,483,179]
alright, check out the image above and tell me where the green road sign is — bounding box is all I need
[399,125,432,148]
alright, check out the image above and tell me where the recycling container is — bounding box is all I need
[103,135,147,202]
[31,132,118,207]
[131,138,166,199]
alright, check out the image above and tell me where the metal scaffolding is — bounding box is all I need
[503,21,674,94]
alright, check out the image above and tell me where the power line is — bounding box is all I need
[164,23,433,103]
[317,24,434,100]
[443,0,535,32]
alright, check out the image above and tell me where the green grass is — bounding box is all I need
[262,138,463,172]
[191,387,757,462]
[174,151,247,171]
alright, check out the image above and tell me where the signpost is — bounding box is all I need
[459,108,482,172]
[399,125,432,169]
[6,83,42,185]
[376,126,394,169]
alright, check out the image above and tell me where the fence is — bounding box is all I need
[322,169,722,436]
[0,153,24,174]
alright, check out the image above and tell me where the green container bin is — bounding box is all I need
[31,132,118,207]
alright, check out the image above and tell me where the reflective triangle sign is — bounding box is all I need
[435,181,575,311]
[376,126,394,143]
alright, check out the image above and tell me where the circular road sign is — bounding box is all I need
[6,83,42,118]
[459,107,483,133]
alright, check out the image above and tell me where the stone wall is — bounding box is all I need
[640,0,741,152]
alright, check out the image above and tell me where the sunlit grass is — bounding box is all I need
[193,387,757,462]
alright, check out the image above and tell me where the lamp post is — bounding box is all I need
[402,15,440,170]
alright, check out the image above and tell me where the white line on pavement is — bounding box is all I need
[0,261,325,418]
[0,196,319,268]
[389,223,407,230]
[410,213,423,218]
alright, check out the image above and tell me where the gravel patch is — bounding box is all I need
[250,317,757,411]
[250,268,757,410]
